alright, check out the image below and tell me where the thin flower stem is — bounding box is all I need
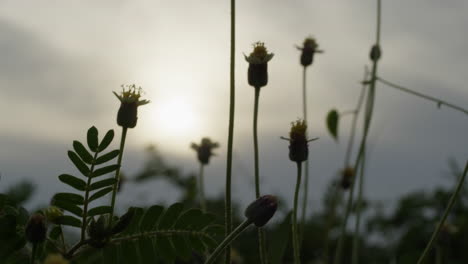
[206,219,252,264]
[292,162,302,264]
[109,127,128,225]
[198,163,206,212]
[334,1,381,263]
[436,245,443,264]
[416,160,468,264]
[59,225,66,251]
[300,66,309,245]
[30,243,37,264]
[224,0,235,263]
[81,151,99,241]
[64,239,91,259]
[322,186,341,261]
[376,77,468,116]
[352,147,366,264]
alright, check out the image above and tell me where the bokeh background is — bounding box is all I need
[0,0,467,216]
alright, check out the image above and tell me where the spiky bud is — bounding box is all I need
[191,138,220,165]
[113,84,150,128]
[369,44,381,62]
[287,120,309,163]
[299,37,320,67]
[25,214,47,244]
[245,195,278,227]
[245,42,274,88]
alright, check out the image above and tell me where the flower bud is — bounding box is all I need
[44,206,63,224]
[191,138,220,165]
[288,120,309,163]
[244,195,278,227]
[299,37,319,67]
[25,213,47,244]
[113,84,150,129]
[43,254,69,264]
[340,167,355,190]
[111,208,135,235]
[369,44,381,62]
[244,42,274,89]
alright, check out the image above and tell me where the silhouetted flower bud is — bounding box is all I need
[113,84,150,128]
[111,208,135,235]
[191,138,220,165]
[44,206,63,224]
[298,37,321,67]
[245,195,278,227]
[369,44,381,62]
[287,120,309,163]
[245,42,274,88]
[340,167,355,190]
[25,214,47,244]
[43,253,69,264]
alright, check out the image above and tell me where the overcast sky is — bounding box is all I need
[0,0,467,215]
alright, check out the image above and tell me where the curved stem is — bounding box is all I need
[224,0,235,263]
[206,219,252,264]
[376,77,468,116]
[292,162,302,264]
[198,164,206,212]
[109,127,128,225]
[416,160,468,264]
[351,148,366,264]
[301,66,309,244]
[81,151,99,241]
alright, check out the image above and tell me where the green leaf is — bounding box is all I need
[269,212,292,264]
[121,240,140,264]
[49,226,62,240]
[88,187,113,202]
[58,174,86,191]
[92,165,119,178]
[52,200,83,217]
[73,141,94,164]
[54,215,82,228]
[102,244,121,264]
[88,206,112,217]
[95,150,120,165]
[140,205,164,232]
[98,130,115,152]
[124,208,144,235]
[89,178,116,191]
[87,126,99,152]
[68,151,90,176]
[326,109,339,141]
[201,235,218,249]
[171,235,191,260]
[0,215,17,237]
[175,208,203,229]
[187,235,205,252]
[155,236,175,263]
[53,193,84,205]
[191,213,216,230]
[158,203,184,230]
[138,237,156,262]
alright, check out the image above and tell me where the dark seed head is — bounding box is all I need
[288,120,309,163]
[191,138,219,165]
[245,195,278,227]
[25,214,47,244]
[369,44,381,62]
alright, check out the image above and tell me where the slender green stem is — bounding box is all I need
[436,245,443,264]
[109,127,128,225]
[301,66,309,244]
[334,1,381,263]
[30,243,37,264]
[323,186,341,262]
[81,151,99,241]
[198,164,206,212]
[59,225,66,251]
[224,0,235,263]
[351,148,366,264]
[416,160,468,264]
[64,239,91,259]
[253,87,261,198]
[292,162,302,264]
[376,77,468,116]
[206,219,252,264]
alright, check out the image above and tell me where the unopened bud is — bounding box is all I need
[299,37,320,67]
[369,44,381,62]
[44,206,63,223]
[191,138,219,165]
[244,42,274,89]
[288,120,309,163]
[245,195,278,227]
[113,85,150,129]
[340,167,355,190]
[111,208,135,235]
[25,214,47,244]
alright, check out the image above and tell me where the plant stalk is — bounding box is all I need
[206,219,252,264]
[109,127,128,225]
[224,0,235,263]
[30,243,37,264]
[198,163,206,212]
[416,160,468,264]
[81,151,99,241]
[301,66,310,245]
[292,162,302,264]
[351,147,366,264]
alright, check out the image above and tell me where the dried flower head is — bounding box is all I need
[297,36,322,67]
[113,84,150,128]
[245,42,274,88]
[43,254,69,264]
[191,138,220,165]
[369,44,381,62]
[25,213,47,244]
[340,167,355,190]
[245,195,278,227]
[283,119,317,163]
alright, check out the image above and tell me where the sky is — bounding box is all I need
[0,0,467,216]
